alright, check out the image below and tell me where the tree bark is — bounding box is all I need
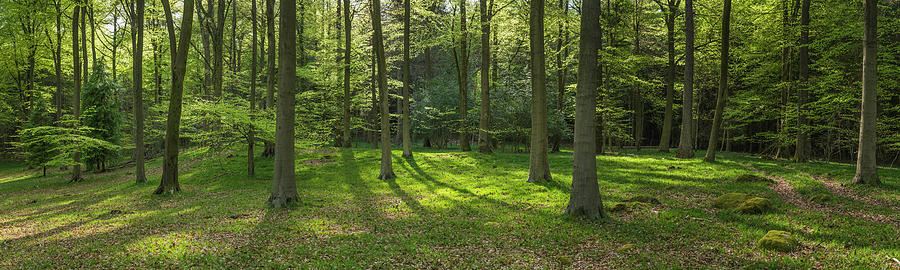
[262,0,276,157]
[372,0,395,180]
[402,0,413,157]
[133,0,147,183]
[527,0,551,182]
[211,0,226,98]
[53,1,63,123]
[794,0,810,163]
[675,0,695,158]
[632,0,644,151]
[704,0,731,162]
[852,0,879,185]
[342,0,352,148]
[656,0,677,152]
[249,0,259,176]
[478,0,492,154]
[156,0,194,194]
[458,0,471,152]
[268,0,299,206]
[565,0,605,219]
[71,1,83,182]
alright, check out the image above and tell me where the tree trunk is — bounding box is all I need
[82,5,88,82]
[703,0,730,162]
[675,0,695,158]
[372,0,395,180]
[133,0,147,183]
[89,3,96,75]
[657,0,677,152]
[458,0,471,152]
[565,0,605,219]
[478,0,492,154]
[527,0,551,182]
[71,2,83,183]
[852,0,879,185]
[211,0,225,98]
[262,0,276,158]
[156,0,194,195]
[249,0,259,176]
[267,0,299,206]
[401,0,413,157]
[794,0,810,163]
[632,0,644,152]
[54,1,63,123]
[342,0,352,148]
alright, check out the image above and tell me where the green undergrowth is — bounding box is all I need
[0,148,897,268]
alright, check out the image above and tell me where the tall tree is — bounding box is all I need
[262,0,276,157]
[703,0,731,162]
[527,0,551,182]
[341,0,352,148]
[52,0,64,123]
[248,0,259,176]
[156,0,195,194]
[632,0,644,151]
[401,0,412,157]
[478,0,492,154]
[654,0,679,152]
[551,0,567,153]
[675,0,694,158]
[794,0,810,162]
[212,0,226,98]
[71,0,84,182]
[373,0,395,179]
[457,0,471,152]
[133,0,147,183]
[565,0,605,219]
[268,0,299,206]
[852,0,879,185]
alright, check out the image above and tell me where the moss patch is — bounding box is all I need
[808,194,832,204]
[736,197,772,214]
[623,195,661,205]
[713,193,753,209]
[608,203,628,213]
[757,230,799,252]
[735,174,774,183]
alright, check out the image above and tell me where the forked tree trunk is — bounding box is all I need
[156,0,194,194]
[133,0,147,183]
[478,0,492,154]
[704,0,731,162]
[527,0,551,182]
[675,0,695,158]
[268,0,299,206]
[565,0,605,219]
[372,0,395,180]
[852,0,879,185]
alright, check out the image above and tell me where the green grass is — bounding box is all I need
[1,147,898,268]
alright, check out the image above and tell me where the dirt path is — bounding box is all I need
[782,165,900,212]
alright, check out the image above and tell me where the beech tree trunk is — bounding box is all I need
[675,0,695,158]
[527,0,551,182]
[703,0,730,162]
[565,0,605,219]
[156,0,194,194]
[458,0,471,152]
[268,0,299,206]
[402,0,413,157]
[71,1,83,182]
[262,0,276,158]
[372,0,395,180]
[852,0,879,185]
[632,0,644,152]
[656,0,677,152]
[342,0,352,148]
[794,0,810,163]
[133,0,147,183]
[478,0,492,154]
[249,0,259,176]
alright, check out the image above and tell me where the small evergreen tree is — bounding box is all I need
[81,62,123,172]
[21,102,54,176]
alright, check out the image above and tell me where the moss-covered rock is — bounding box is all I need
[713,193,753,209]
[737,197,772,214]
[735,174,774,183]
[809,194,832,204]
[623,195,661,205]
[757,230,799,252]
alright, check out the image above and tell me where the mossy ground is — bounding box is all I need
[1,147,898,268]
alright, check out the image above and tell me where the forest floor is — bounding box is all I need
[1,146,898,268]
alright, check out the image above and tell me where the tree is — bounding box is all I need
[133,0,147,183]
[249,0,259,176]
[373,0,395,180]
[212,0,226,98]
[527,0,551,182]
[794,0,810,163]
[401,0,412,157]
[156,0,195,194]
[632,0,644,151]
[268,0,299,206]
[565,0,605,219]
[262,0,276,158]
[852,0,879,185]
[703,0,731,162]
[675,0,694,158]
[341,0,352,148]
[457,0,471,152]
[71,0,84,182]
[478,0,492,154]
[654,0,679,152]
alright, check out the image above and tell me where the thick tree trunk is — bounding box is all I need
[133,0,147,183]
[71,2,83,183]
[675,0,695,158]
[402,0,413,157]
[268,0,299,206]
[262,0,276,158]
[156,0,194,195]
[478,0,492,154]
[249,0,259,176]
[342,0,352,148]
[657,0,677,152]
[565,0,605,219]
[458,0,471,152]
[794,0,810,163]
[852,0,879,185]
[704,0,730,162]
[527,0,551,182]
[372,0,395,180]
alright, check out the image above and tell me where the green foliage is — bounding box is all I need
[80,63,124,170]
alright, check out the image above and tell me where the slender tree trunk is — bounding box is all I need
[704,0,731,162]
[458,0,471,152]
[527,0,551,182]
[82,5,88,82]
[133,0,147,183]
[794,0,810,162]
[565,0,605,219]
[852,0,879,185]
[199,0,211,96]
[262,0,276,157]
[675,0,695,158]
[632,0,644,152]
[71,1,83,182]
[372,0,395,180]
[156,0,194,194]
[211,0,226,98]
[89,3,96,75]
[54,1,63,123]
[342,0,352,148]
[249,0,259,176]
[268,0,299,206]
[478,0,492,154]
[657,0,677,152]
[401,0,413,157]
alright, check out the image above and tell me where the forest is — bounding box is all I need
[0,0,898,267]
